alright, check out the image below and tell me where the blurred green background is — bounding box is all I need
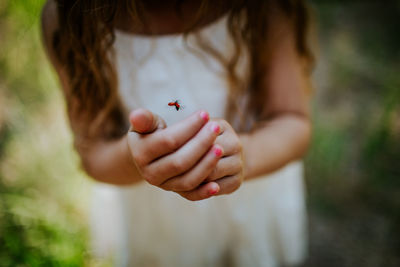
[0,0,399,266]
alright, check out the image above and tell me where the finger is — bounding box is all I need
[210,118,227,135]
[133,110,210,165]
[161,144,224,191]
[214,131,242,156]
[214,175,242,195]
[177,182,220,201]
[205,154,242,182]
[129,108,166,134]
[144,121,220,185]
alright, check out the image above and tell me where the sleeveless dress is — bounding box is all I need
[89,14,308,267]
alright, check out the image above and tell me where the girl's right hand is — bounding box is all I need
[126,108,223,201]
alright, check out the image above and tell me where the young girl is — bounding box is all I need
[41,0,313,266]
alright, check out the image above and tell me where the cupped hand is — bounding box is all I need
[126,108,223,201]
[202,118,245,196]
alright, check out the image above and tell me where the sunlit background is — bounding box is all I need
[0,1,399,266]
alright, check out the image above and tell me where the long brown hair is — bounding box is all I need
[53,0,314,147]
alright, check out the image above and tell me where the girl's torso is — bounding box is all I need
[89,13,307,267]
[114,13,247,125]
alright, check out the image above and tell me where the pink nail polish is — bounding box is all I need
[209,187,219,195]
[213,146,223,157]
[211,123,220,134]
[200,111,209,122]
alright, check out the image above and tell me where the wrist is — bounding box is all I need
[239,133,252,180]
[122,133,144,184]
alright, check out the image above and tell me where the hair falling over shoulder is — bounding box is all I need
[53,0,314,143]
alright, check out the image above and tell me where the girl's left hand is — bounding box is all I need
[179,118,245,199]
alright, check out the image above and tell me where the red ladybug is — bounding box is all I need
[168,100,183,111]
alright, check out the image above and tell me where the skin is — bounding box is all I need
[41,0,311,201]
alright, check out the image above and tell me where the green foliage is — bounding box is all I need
[0,0,97,265]
[305,1,400,265]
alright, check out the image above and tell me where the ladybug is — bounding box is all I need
[168,100,183,111]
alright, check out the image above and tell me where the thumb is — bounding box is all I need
[129,108,166,134]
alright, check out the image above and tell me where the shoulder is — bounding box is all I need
[41,0,59,66]
[254,2,312,118]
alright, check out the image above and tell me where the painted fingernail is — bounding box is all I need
[213,146,223,157]
[210,123,220,134]
[200,111,209,122]
[208,185,219,195]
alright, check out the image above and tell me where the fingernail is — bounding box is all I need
[200,111,209,122]
[210,123,220,134]
[209,189,218,195]
[209,186,219,195]
[213,146,223,157]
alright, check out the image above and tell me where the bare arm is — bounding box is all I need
[41,0,141,185]
[41,0,220,199]
[75,136,143,185]
[241,116,310,179]
[239,7,312,180]
[41,0,311,196]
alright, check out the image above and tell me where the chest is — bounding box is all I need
[112,15,249,126]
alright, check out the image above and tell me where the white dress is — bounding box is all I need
[89,14,308,267]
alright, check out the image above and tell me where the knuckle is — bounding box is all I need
[199,135,213,148]
[207,164,219,179]
[231,175,242,191]
[210,150,221,162]
[163,135,179,150]
[181,179,197,191]
[231,138,242,154]
[170,159,186,174]
[209,165,219,179]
